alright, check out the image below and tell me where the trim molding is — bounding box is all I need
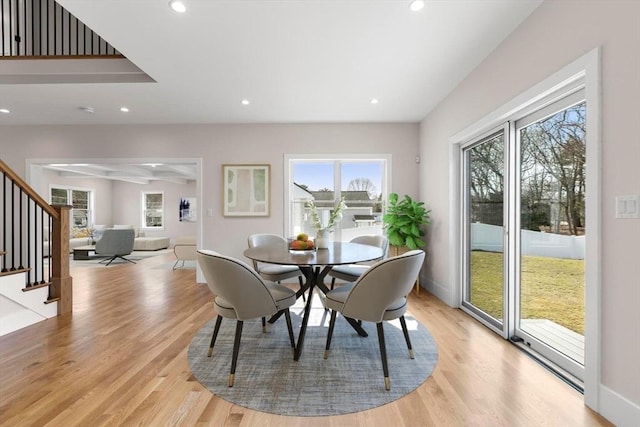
[599,385,640,427]
[424,278,454,307]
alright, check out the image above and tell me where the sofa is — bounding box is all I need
[43,226,96,256]
[43,224,169,256]
[111,225,170,251]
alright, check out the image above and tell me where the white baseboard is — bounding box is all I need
[598,384,640,427]
[424,278,456,307]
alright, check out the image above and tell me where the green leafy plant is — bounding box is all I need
[382,193,430,250]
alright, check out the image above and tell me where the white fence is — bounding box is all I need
[471,223,584,260]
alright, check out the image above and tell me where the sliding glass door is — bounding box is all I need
[461,92,586,382]
[461,127,507,332]
[515,95,586,380]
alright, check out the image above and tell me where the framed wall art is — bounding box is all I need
[223,164,270,216]
[179,197,197,222]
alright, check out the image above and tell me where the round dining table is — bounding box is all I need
[244,241,384,360]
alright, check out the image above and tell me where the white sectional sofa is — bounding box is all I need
[43,226,95,256]
[43,224,169,256]
[111,225,170,251]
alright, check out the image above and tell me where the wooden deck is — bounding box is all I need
[521,318,585,365]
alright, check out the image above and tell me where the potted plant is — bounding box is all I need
[382,192,430,255]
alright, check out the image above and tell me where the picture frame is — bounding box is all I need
[223,164,270,216]
[179,197,197,222]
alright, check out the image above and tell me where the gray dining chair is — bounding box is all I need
[327,235,388,289]
[247,233,306,301]
[322,249,425,391]
[197,249,297,387]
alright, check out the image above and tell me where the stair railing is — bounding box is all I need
[0,158,72,315]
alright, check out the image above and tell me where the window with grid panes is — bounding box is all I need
[142,192,164,228]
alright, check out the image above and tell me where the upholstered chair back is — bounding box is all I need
[340,250,424,323]
[197,249,278,320]
[95,229,135,256]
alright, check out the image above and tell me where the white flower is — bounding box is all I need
[308,197,347,232]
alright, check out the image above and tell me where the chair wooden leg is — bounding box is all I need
[376,322,390,391]
[207,315,223,357]
[284,309,295,350]
[229,320,243,387]
[399,315,414,359]
[324,310,337,359]
[330,277,336,290]
[262,317,266,333]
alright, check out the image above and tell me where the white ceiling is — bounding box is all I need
[41,161,198,184]
[0,0,542,126]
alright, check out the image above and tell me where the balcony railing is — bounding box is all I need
[1,0,121,57]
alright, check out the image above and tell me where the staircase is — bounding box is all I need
[0,159,72,336]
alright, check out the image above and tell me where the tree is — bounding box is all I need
[520,103,586,235]
[347,177,377,199]
[468,134,504,226]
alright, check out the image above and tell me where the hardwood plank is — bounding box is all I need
[0,252,612,426]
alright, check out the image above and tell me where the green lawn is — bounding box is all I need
[470,251,584,334]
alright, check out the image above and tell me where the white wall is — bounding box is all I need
[112,180,197,240]
[1,123,419,263]
[419,0,639,423]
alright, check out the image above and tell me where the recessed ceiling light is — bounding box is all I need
[409,0,425,12]
[0,108,10,114]
[370,99,379,105]
[241,99,250,105]
[79,106,95,114]
[120,107,130,112]
[169,0,186,13]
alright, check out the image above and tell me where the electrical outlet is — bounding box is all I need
[615,195,640,219]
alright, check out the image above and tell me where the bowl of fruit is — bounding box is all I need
[289,233,315,253]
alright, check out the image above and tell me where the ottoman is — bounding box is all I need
[134,237,170,251]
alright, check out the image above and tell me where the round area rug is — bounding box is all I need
[187,297,438,416]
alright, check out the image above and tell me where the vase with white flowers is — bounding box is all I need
[307,197,347,249]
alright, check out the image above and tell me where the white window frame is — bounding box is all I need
[449,48,600,408]
[284,154,392,239]
[141,191,164,229]
[49,185,94,227]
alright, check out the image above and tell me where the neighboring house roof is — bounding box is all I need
[309,190,375,208]
[293,183,314,200]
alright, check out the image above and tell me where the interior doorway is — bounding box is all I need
[26,157,204,282]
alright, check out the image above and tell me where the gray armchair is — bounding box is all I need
[95,228,136,266]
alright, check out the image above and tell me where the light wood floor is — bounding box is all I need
[0,252,611,426]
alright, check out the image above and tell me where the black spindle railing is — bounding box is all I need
[18,187,24,269]
[0,160,55,288]
[1,0,122,57]
[1,174,7,273]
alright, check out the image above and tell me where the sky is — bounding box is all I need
[293,161,383,196]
